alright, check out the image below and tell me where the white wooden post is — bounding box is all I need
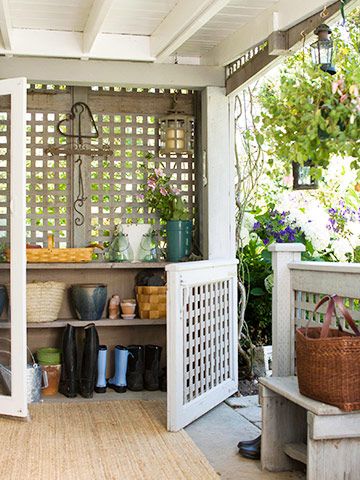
[268,243,305,377]
[201,86,235,260]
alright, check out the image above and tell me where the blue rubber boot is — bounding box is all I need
[95,345,107,394]
[108,345,129,393]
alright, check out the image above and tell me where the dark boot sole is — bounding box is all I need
[94,386,107,394]
[107,383,126,393]
[238,450,260,460]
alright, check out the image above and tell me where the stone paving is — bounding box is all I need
[187,397,305,480]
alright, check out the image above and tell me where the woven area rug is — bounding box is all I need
[0,400,219,480]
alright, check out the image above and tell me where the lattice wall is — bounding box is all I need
[183,280,231,404]
[86,87,196,244]
[0,85,197,248]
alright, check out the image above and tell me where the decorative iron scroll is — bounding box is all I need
[45,102,113,227]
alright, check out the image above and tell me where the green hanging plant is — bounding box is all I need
[257,13,360,178]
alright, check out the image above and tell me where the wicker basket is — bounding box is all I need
[296,294,360,411]
[6,234,94,263]
[26,281,66,323]
[136,286,167,319]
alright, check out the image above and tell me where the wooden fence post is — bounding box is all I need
[268,243,305,377]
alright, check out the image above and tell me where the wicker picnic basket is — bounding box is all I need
[26,281,66,323]
[136,286,167,319]
[6,234,94,263]
[296,294,360,411]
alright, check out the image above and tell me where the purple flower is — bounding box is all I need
[263,238,270,245]
[253,221,261,230]
[154,168,165,178]
[171,186,181,196]
[136,193,144,201]
[159,187,168,196]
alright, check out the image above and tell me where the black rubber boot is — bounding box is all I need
[126,345,145,391]
[159,367,167,392]
[79,323,99,398]
[144,345,162,391]
[238,435,261,459]
[59,324,77,398]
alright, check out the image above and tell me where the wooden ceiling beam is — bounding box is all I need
[0,0,13,51]
[150,0,231,62]
[83,0,115,56]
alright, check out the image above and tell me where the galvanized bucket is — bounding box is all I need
[0,344,48,403]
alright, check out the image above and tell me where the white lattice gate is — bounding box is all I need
[166,260,238,431]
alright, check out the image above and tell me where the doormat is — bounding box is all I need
[0,400,219,480]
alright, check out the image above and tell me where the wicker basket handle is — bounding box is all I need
[47,233,55,249]
[314,294,360,338]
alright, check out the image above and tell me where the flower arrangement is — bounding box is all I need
[138,154,190,221]
[252,209,302,246]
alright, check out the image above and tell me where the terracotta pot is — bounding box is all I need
[121,301,136,315]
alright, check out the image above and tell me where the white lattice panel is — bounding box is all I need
[183,280,231,404]
[167,260,238,431]
[86,88,196,244]
[294,290,360,333]
[0,107,10,240]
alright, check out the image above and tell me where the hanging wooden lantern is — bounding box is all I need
[159,94,194,155]
[292,161,318,190]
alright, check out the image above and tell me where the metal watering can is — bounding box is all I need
[0,341,48,403]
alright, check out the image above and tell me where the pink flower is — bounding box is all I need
[147,178,156,190]
[339,94,348,104]
[160,187,168,196]
[154,168,165,178]
[136,193,144,201]
[171,186,181,196]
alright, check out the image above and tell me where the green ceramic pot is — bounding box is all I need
[166,220,192,262]
[36,347,61,365]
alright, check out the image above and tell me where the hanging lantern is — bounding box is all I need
[159,94,194,155]
[292,161,318,190]
[310,23,336,75]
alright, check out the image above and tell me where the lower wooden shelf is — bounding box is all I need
[283,442,307,465]
[0,318,166,329]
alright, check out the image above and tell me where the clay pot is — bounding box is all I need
[121,299,136,315]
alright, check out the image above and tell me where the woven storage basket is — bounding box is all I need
[296,294,360,411]
[26,281,66,323]
[6,234,94,263]
[136,286,167,319]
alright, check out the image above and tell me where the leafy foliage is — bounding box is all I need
[258,15,360,176]
[139,153,190,221]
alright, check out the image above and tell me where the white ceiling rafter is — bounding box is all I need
[0,29,154,62]
[0,0,12,51]
[203,0,346,66]
[150,0,231,62]
[83,0,115,56]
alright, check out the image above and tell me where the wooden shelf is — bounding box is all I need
[0,262,168,270]
[0,318,166,329]
[283,443,307,465]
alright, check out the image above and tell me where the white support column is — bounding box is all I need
[269,243,305,377]
[201,86,235,259]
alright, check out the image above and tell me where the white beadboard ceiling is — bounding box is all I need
[0,0,337,65]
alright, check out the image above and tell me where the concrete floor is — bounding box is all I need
[186,401,305,480]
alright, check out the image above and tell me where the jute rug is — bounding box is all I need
[0,400,219,480]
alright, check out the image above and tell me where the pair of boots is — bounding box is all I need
[59,323,99,398]
[95,345,129,394]
[94,344,162,393]
[127,344,162,391]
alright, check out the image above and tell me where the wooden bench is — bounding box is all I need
[263,245,360,480]
[260,376,360,480]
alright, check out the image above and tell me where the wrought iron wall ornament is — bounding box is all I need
[45,102,113,227]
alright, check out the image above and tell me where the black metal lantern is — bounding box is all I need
[310,24,336,75]
[292,161,318,190]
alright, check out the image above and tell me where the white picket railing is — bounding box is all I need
[166,259,238,431]
[269,243,360,377]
